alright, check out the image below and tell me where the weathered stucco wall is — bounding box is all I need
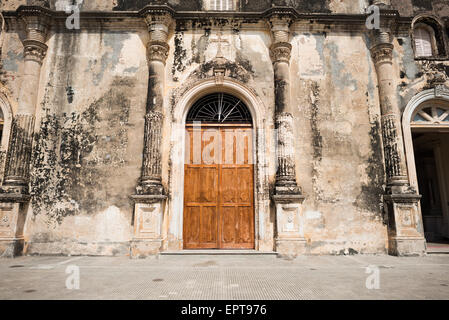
[23,30,149,255]
[1,0,448,256]
[2,0,447,15]
[290,31,387,254]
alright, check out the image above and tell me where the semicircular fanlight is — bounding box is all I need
[186,93,252,124]
[412,105,449,125]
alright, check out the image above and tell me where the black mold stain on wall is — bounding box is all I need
[172,31,188,76]
[240,0,271,12]
[411,0,433,11]
[191,29,210,65]
[194,59,253,83]
[113,0,203,11]
[355,120,386,217]
[285,0,331,13]
[113,0,151,11]
[31,77,135,225]
[309,82,323,204]
[112,0,332,12]
[310,82,323,162]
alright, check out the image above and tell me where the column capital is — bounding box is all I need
[147,41,170,64]
[140,5,174,43]
[270,42,292,64]
[370,42,393,66]
[23,39,48,64]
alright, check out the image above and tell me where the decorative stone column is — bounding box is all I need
[130,5,173,258]
[370,29,426,256]
[268,14,306,257]
[0,6,50,257]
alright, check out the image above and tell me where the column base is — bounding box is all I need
[273,193,306,258]
[0,238,24,258]
[388,236,426,256]
[130,194,166,258]
[384,192,427,256]
[130,239,162,259]
[275,237,307,258]
[0,195,29,258]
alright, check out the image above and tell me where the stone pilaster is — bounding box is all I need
[268,14,305,257]
[131,6,173,257]
[0,6,50,257]
[136,6,173,196]
[370,30,426,256]
[0,12,5,85]
[3,6,50,191]
[3,115,35,190]
[269,18,301,196]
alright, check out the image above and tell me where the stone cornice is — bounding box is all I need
[16,5,53,20]
[138,4,176,19]
[262,6,299,20]
[1,7,413,33]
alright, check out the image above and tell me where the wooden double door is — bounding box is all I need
[183,125,255,249]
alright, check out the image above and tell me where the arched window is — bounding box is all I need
[412,17,448,59]
[0,108,3,143]
[414,25,435,57]
[187,93,252,123]
[207,0,234,11]
[411,103,449,128]
[0,92,13,183]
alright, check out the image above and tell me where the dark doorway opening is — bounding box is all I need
[413,132,449,250]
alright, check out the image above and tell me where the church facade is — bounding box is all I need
[0,0,448,258]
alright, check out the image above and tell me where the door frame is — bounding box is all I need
[167,79,272,251]
[183,124,255,249]
[403,88,449,238]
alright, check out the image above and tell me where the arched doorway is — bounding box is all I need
[403,89,449,249]
[0,91,14,183]
[183,93,255,249]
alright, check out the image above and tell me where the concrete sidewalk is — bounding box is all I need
[0,254,448,300]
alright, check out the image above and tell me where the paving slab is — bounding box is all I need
[0,255,448,300]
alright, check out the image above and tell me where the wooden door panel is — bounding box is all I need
[184,166,218,203]
[238,207,254,244]
[184,167,199,203]
[221,206,236,244]
[221,167,236,203]
[200,206,218,246]
[183,206,201,247]
[236,167,253,203]
[199,167,218,203]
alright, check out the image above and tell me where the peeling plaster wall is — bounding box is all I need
[1,1,448,256]
[290,31,387,254]
[0,0,384,14]
[0,31,24,105]
[2,0,449,15]
[391,0,449,17]
[162,22,388,254]
[23,30,149,256]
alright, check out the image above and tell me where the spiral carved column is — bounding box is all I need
[370,30,426,256]
[0,6,50,258]
[268,14,305,258]
[131,6,173,257]
[3,8,49,191]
